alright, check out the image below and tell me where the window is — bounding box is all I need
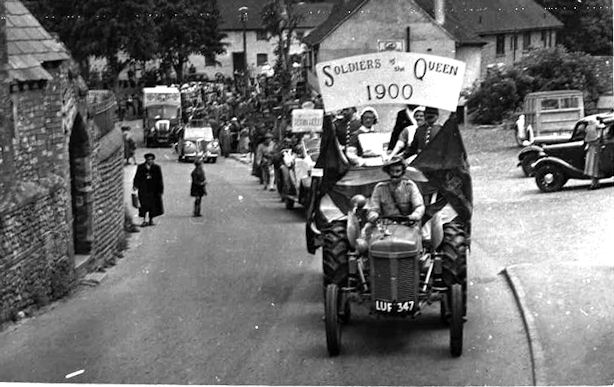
[548,31,553,47]
[541,30,547,46]
[205,54,216,66]
[256,53,268,66]
[523,32,531,50]
[510,34,517,51]
[295,30,305,41]
[256,30,268,41]
[560,97,579,109]
[495,34,505,56]
[541,98,559,111]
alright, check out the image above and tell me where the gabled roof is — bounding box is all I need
[303,0,484,46]
[5,0,70,82]
[303,0,562,46]
[217,0,333,31]
[441,0,563,34]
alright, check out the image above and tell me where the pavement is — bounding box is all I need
[502,262,614,385]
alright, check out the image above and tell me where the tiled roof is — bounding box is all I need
[217,0,333,31]
[304,0,562,46]
[4,0,70,82]
[304,0,484,46]
[441,0,564,34]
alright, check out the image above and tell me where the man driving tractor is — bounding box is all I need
[367,156,425,222]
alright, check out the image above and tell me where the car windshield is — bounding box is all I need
[147,106,178,119]
[184,126,213,141]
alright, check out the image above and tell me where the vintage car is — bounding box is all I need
[532,116,614,192]
[276,134,321,209]
[518,113,614,177]
[175,120,219,163]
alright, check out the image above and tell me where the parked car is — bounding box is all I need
[175,120,219,163]
[532,116,614,192]
[518,113,614,177]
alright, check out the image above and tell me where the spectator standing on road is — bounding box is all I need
[190,158,207,217]
[122,128,137,165]
[133,153,164,227]
[256,132,276,191]
[584,121,603,190]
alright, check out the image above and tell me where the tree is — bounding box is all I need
[534,0,612,55]
[467,47,607,124]
[153,0,227,84]
[261,0,303,94]
[71,0,158,90]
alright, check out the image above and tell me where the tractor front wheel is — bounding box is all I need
[322,221,350,290]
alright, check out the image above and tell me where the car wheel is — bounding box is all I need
[520,154,538,177]
[534,164,567,192]
[285,198,294,210]
[325,284,342,356]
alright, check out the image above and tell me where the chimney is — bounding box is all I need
[434,0,445,25]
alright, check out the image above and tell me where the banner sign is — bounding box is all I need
[315,52,466,112]
[292,109,324,132]
[143,87,181,107]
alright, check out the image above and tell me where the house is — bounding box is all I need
[303,0,563,99]
[188,0,334,79]
[0,0,126,322]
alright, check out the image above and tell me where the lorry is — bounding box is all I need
[143,86,182,147]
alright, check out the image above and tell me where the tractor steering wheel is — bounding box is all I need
[380,215,418,227]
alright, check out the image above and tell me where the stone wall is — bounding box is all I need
[89,127,125,271]
[0,186,74,321]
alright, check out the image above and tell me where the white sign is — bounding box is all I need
[291,109,324,133]
[378,40,405,52]
[316,52,466,112]
[143,87,181,107]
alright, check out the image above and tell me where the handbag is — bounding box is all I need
[131,191,140,208]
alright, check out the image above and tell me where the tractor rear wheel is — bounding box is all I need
[439,221,468,317]
[325,284,342,356]
[449,283,464,357]
[322,221,349,290]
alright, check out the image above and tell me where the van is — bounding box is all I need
[514,90,584,146]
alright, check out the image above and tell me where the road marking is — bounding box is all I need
[65,370,84,379]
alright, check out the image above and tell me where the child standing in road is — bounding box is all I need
[190,158,207,217]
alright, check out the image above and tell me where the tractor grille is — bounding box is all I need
[370,254,419,302]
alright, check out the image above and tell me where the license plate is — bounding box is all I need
[375,300,415,313]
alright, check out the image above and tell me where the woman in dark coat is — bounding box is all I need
[190,158,207,217]
[133,153,164,226]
